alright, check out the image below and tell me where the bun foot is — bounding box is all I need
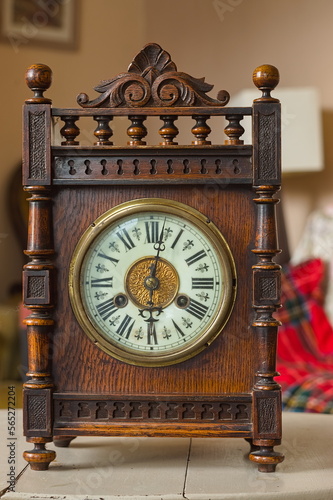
[249,446,284,473]
[23,442,56,470]
[53,435,76,447]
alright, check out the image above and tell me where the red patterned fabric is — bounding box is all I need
[275,258,333,413]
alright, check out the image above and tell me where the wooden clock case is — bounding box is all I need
[22,43,284,472]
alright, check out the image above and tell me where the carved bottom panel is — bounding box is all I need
[53,394,252,425]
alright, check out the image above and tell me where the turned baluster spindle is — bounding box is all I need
[127,115,147,145]
[159,115,178,145]
[60,116,80,145]
[191,115,211,145]
[94,116,113,145]
[224,115,244,145]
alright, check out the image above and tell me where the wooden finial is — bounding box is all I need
[252,64,279,102]
[25,64,52,104]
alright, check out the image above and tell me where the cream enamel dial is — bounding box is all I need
[69,199,236,366]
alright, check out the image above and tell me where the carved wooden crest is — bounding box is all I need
[77,43,230,108]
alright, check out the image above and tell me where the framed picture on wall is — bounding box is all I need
[0,0,78,52]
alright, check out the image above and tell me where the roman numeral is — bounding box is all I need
[191,277,214,289]
[116,315,135,339]
[185,250,207,266]
[171,229,184,249]
[145,221,159,243]
[90,277,113,288]
[147,321,158,345]
[116,228,136,251]
[172,319,185,337]
[96,298,117,321]
[97,250,119,266]
[186,298,209,320]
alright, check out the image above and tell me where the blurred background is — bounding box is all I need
[1,0,333,403]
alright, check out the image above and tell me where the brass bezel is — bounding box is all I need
[69,198,237,367]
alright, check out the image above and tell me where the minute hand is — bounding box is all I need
[146,219,166,307]
[153,218,166,260]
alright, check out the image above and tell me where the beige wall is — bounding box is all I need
[1,0,333,300]
[0,0,146,301]
[144,0,333,250]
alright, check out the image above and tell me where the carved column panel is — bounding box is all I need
[23,104,51,185]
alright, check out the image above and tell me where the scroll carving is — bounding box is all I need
[77,43,230,108]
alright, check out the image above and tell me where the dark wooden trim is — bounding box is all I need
[53,393,253,429]
[53,424,252,439]
[53,393,252,401]
[52,146,252,185]
[52,107,252,117]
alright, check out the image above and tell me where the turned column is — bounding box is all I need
[22,64,56,470]
[249,65,285,472]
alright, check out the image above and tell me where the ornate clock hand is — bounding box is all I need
[145,218,167,307]
[138,305,163,345]
[153,218,167,259]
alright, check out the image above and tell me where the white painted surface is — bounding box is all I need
[1,411,333,499]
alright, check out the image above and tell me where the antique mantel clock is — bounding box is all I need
[22,43,284,472]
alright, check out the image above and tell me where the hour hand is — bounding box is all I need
[145,219,167,306]
[138,306,163,343]
[138,306,163,320]
[138,308,161,345]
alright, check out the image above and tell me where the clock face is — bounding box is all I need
[69,199,236,366]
